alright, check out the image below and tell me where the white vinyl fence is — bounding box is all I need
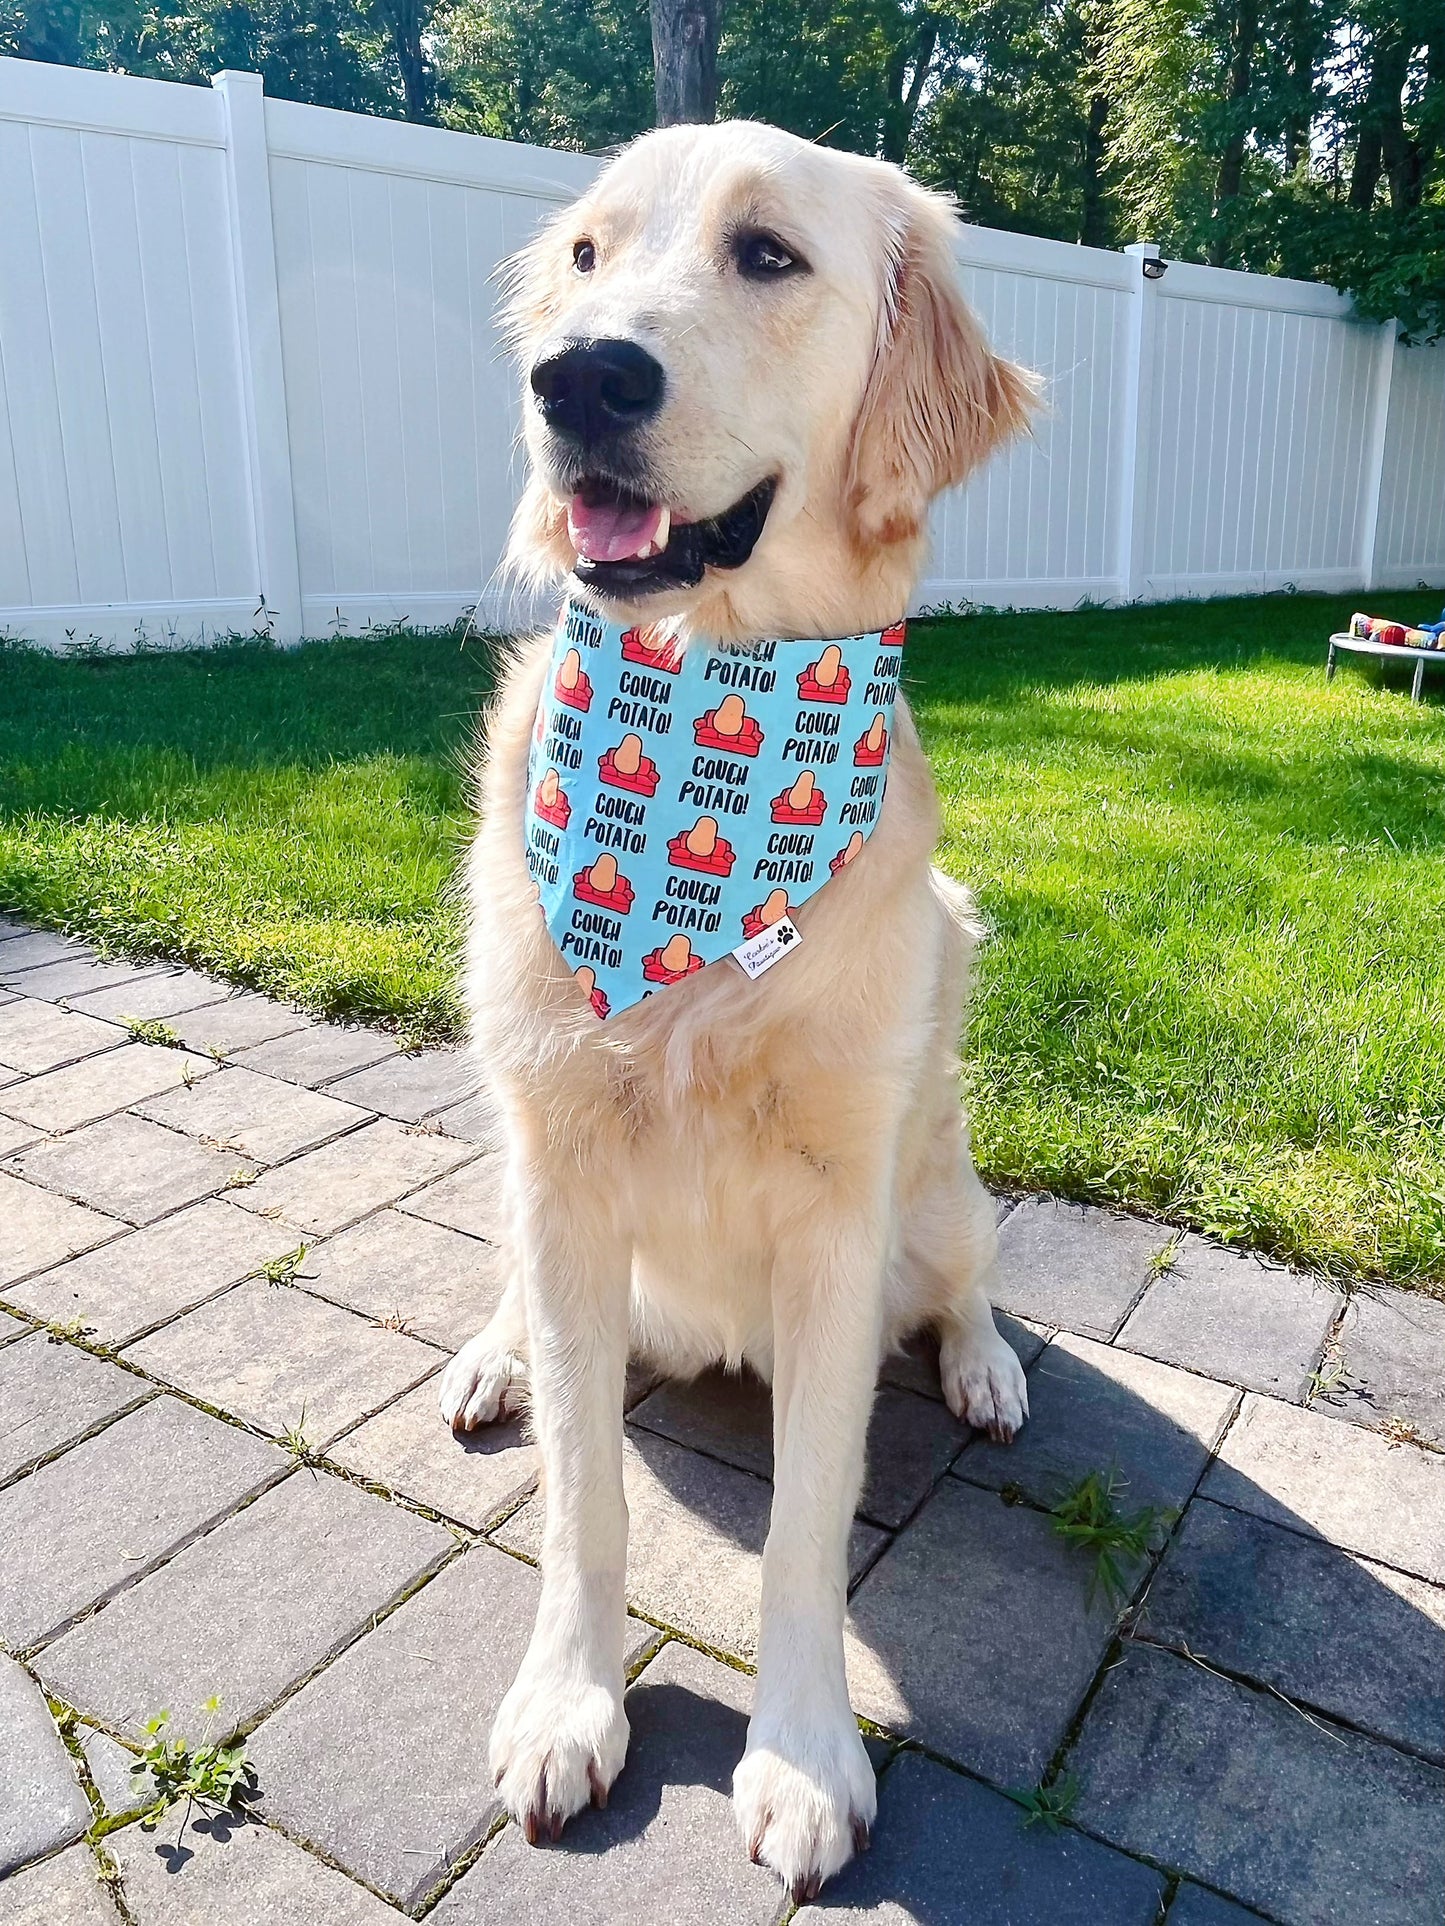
[1,56,1442,650]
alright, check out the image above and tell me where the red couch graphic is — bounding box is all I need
[853,713,889,766]
[796,643,850,703]
[572,853,634,913]
[554,646,593,711]
[598,733,660,796]
[770,771,827,825]
[741,888,793,938]
[693,691,763,756]
[574,964,610,1020]
[533,769,571,829]
[642,933,706,983]
[667,815,736,876]
[620,624,683,673]
[829,830,865,875]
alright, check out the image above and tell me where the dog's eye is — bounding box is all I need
[573,239,597,274]
[735,230,804,279]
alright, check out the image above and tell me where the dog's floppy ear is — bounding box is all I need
[844,180,1037,554]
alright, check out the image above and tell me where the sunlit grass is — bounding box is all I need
[909,589,1445,1285]
[3,589,1443,1283]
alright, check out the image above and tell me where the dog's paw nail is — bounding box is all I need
[852,1814,871,1854]
[549,1812,564,1843]
[791,1871,823,1904]
[522,1810,541,1846]
[588,1761,609,1809]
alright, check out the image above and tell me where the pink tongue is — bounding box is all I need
[568,494,663,563]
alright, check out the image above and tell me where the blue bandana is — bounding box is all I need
[524,599,904,1019]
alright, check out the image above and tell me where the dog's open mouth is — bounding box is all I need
[566,476,776,595]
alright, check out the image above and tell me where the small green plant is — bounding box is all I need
[124,1016,181,1048]
[225,1167,257,1190]
[1307,1328,1347,1401]
[1049,1471,1176,1608]
[1147,1233,1183,1281]
[45,1316,96,1344]
[280,1404,319,1465]
[133,1697,256,1837]
[1005,1772,1081,1831]
[249,1244,309,1287]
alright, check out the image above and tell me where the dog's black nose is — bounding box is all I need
[530,338,665,443]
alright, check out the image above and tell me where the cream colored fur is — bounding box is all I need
[437,120,1037,1900]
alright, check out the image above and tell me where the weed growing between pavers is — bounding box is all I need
[280,1405,321,1469]
[1048,1471,1177,1609]
[1147,1234,1183,1283]
[131,1697,257,1845]
[45,1316,97,1344]
[248,1245,310,1287]
[1003,1770,1082,1831]
[123,1017,182,1048]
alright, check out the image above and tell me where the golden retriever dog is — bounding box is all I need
[439,120,1036,1899]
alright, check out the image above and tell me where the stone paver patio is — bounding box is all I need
[1,918,1443,1925]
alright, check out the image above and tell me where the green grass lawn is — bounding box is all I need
[3,590,1444,1286]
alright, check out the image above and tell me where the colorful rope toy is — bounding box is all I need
[1349,610,1445,650]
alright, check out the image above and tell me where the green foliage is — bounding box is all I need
[45,1316,97,1343]
[133,1699,257,1830]
[251,1244,311,1286]
[280,1404,320,1461]
[434,0,652,147]
[1048,1470,1177,1606]
[1004,1771,1082,1829]
[124,1016,182,1048]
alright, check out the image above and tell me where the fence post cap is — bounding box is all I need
[211,70,264,92]
[1123,242,1161,260]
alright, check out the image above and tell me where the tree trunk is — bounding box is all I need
[1210,0,1259,266]
[881,16,939,164]
[1079,91,1110,246]
[1350,30,1410,209]
[1376,37,1418,211]
[373,0,434,122]
[650,0,724,126]
[1282,0,1318,173]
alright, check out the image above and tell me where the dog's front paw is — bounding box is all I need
[490,1665,629,1844]
[940,1319,1029,1442]
[733,1718,876,1902]
[439,1330,528,1430]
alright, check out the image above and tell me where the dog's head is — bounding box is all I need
[506,121,1036,636]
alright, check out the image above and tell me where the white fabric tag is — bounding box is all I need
[731,916,802,980]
